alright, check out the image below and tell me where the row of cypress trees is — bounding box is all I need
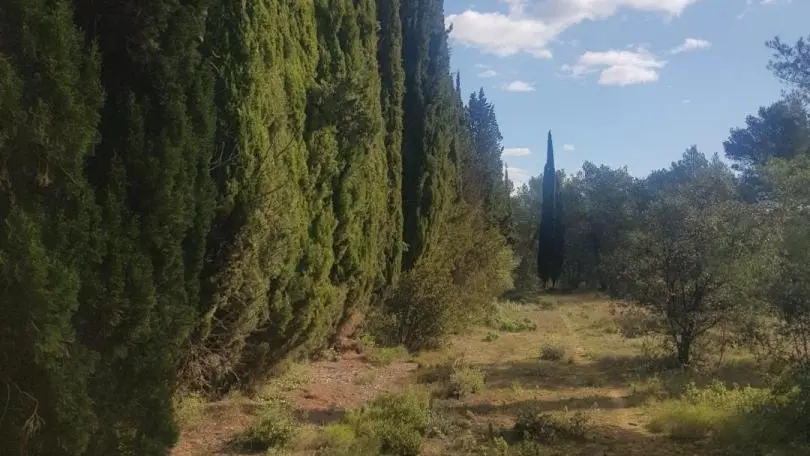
[0,0,513,454]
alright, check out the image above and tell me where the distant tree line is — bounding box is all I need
[514,34,810,370]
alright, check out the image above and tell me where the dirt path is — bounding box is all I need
[171,352,417,456]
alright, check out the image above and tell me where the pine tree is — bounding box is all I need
[537,131,563,288]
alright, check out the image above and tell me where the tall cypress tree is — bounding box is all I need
[0,0,102,452]
[399,0,458,270]
[73,0,216,451]
[376,0,405,288]
[537,131,563,288]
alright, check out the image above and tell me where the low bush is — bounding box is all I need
[647,380,771,442]
[512,407,590,443]
[173,392,206,428]
[314,388,433,456]
[486,306,538,333]
[365,345,410,367]
[540,343,566,361]
[615,308,658,339]
[231,401,297,452]
[447,360,486,399]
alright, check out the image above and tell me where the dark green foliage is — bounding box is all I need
[0,2,103,453]
[723,99,810,201]
[467,89,513,242]
[376,0,405,288]
[537,132,563,287]
[70,0,217,450]
[399,0,458,270]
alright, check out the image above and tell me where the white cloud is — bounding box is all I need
[564,47,666,86]
[503,147,531,157]
[478,69,498,78]
[446,0,703,59]
[682,98,691,104]
[563,144,575,151]
[502,80,536,92]
[506,166,532,188]
[670,38,711,54]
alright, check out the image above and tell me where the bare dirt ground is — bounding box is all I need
[171,352,417,456]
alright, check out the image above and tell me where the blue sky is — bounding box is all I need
[444,0,808,187]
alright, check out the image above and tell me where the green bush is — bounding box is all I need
[647,380,771,442]
[512,407,590,443]
[447,360,486,399]
[540,343,566,361]
[231,402,297,452]
[486,304,538,333]
[328,388,432,456]
[365,345,410,367]
[382,207,516,351]
[484,332,500,342]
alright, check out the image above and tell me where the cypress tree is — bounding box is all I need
[72,0,216,451]
[376,0,405,286]
[191,0,318,392]
[537,131,563,288]
[0,0,102,452]
[399,0,459,270]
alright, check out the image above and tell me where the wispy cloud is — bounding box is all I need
[479,69,498,78]
[562,47,666,86]
[563,144,575,151]
[502,80,536,92]
[506,166,532,188]
[670,38,711,54]
[446,0,704,59]
[503,147,531,157]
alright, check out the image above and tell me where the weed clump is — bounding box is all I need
[447,359,486,399]
[540,343,566,361]
[486,304,537,332]
[231,401,297,452]
[315,388,432,456]
[647,380,770,442]
[512,407,590,443]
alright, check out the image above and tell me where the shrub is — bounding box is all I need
[540,343,566,361]
[173,393,206,428]
[231,401,297,452]
[484,332,500,342]
[647,380,771,442]
[365,345,410,367]
[340,388,432,456]
[486,305,538,333]
[447,360,486,399]
[382,206,516,351]
[615,308,657,339]
[512,407,590,443]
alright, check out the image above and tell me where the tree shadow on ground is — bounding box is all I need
[481,354,769,394]
[451,390,656,417]
[293,407,347,426]
[495,424,721,456]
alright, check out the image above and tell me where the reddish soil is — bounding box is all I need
[171,352,417,456]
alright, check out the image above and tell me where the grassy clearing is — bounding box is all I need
[177,293,796,456]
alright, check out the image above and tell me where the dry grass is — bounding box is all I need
[174,293,774,456]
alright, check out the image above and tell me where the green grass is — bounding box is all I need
[647,380,772,442]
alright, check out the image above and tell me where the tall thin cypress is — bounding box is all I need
[537,131,563,288]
